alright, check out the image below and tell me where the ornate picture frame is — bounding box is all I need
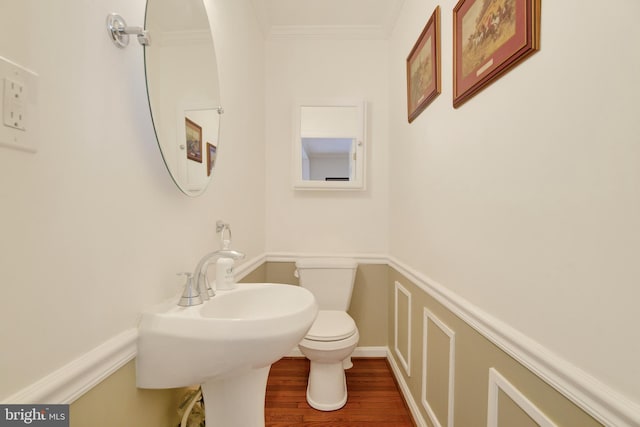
[185,118,203,163]
[453,0,541,108]
[406,6,441,123]
[206,142,217,176]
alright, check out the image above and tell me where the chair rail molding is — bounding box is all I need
[3,329,137,404]
[387,255,640,427]
[3,251,639,427]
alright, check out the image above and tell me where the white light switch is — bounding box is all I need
[0,56,37,153]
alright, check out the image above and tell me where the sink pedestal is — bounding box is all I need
[200,365,271,427]
[136,283,318,426]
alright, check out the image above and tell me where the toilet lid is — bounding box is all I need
[306,311,357,342]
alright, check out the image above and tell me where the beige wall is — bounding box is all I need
[264,262,388,347]
[265,261,298,285]
[239,262,267,283]
[388,268,602,427]
[47,262,607,426]
[63,261,386,426]
[70,361,182,427]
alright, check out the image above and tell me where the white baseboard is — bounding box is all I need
[353,346,387,358]
[3,329,137,404]
[286,345,387,358]
[3,253,639,427]
[385,348,427,427]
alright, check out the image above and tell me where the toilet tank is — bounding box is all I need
[295,258,358,310]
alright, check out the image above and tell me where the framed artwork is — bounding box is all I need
[406,6,441,123]
[185,118,203,163]
[453,0,540,108]
[206,142,217,177]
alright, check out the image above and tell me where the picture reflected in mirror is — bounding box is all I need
[182,109,219,191]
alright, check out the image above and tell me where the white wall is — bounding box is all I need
[0,0,265,400]
[389,0,640,403]
[265,38,389,254]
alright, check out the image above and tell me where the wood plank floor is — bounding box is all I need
[265,358,415,427]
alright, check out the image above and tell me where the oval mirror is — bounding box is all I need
[144,0,221,197]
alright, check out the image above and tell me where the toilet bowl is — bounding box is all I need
[295,258,359,411]
[298,310,359,411]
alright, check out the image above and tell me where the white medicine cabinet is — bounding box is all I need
[292,99,366,190]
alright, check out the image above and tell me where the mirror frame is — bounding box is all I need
[292,99,367,190]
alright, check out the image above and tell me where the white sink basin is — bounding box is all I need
[137,283,317,426]
[136,283,318,389]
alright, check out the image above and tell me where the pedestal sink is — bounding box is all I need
[136,283,318,427]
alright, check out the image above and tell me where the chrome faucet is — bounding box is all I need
[192,248,245,302]
[178,221,245,307]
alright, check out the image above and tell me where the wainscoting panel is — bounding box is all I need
[394,281,412,376]
[388,267,605,427]
[488,368,557,427]
[4,256,635,427]
[422,309,455,427]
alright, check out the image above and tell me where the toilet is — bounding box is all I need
[295,258,359,411]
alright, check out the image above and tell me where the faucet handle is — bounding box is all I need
[177,272,202,307]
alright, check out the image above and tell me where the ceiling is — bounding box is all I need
[249,0,405,39]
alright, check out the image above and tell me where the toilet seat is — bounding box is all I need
[305,310,356,342]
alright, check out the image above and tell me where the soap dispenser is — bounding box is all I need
[214,220,238,290]
[215,257,235,290]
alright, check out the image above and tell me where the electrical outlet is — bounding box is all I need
[6,78,24,102]
[0,56,37,153]
[3,78,26,131]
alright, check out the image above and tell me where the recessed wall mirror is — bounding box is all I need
[293,100,366,190]
[144,0,221,197]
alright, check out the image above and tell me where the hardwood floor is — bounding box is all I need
[265,358,415,427]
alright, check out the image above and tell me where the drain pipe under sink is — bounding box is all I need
[181,388,203,427]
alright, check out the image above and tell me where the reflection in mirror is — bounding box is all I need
[301,138,354,181]
[144,0,221,197]
[294,101,366,190]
